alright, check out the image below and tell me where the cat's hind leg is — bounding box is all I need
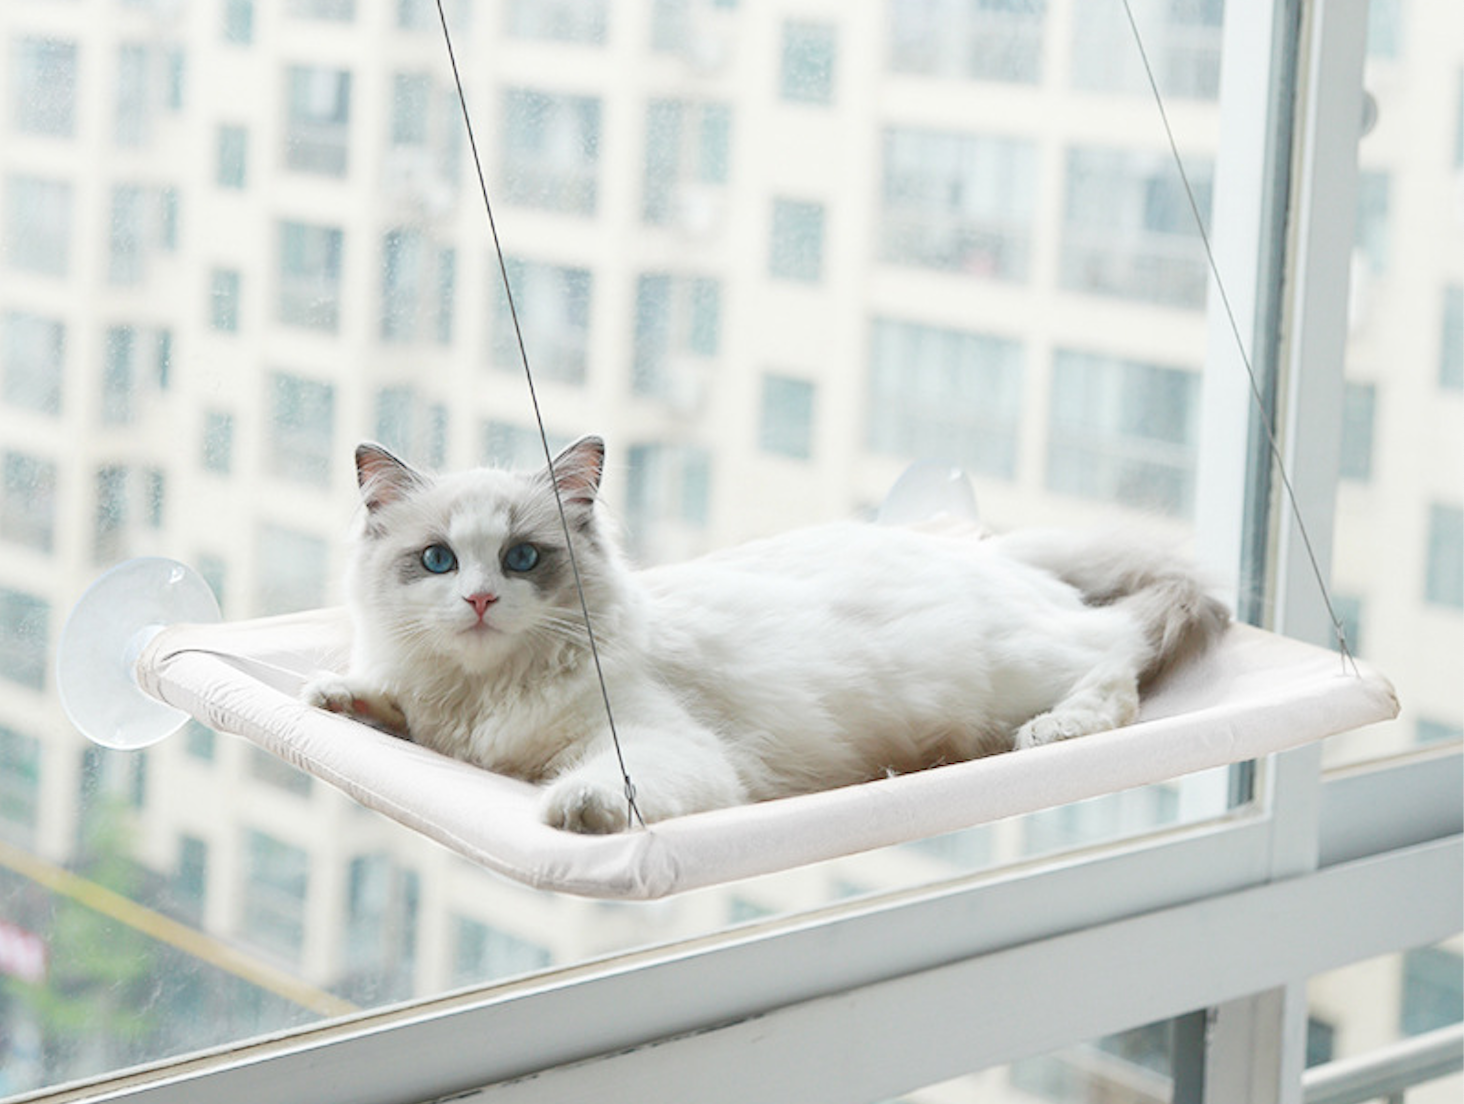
[1013,659,1141,750]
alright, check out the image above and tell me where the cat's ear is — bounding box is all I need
[548,436,604,508]
[356,443,423,514]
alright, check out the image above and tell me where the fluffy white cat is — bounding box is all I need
[303,438,1229,834]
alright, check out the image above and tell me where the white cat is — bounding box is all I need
[303,438,1229,834]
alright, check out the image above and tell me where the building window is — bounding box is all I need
[436,247,456,344]
[500,89,601,215]
[880,128,1036,280]
[1332,594,1364,657]
[0,726,41,844]
[376,387,448,470]
[4,175,72,277]
[780,21,836,105]
[0,587,48,691]
[342,856,419,1002]
[1416,717,1463,746]
[381,231,455,345]
[1061,148,1213,309]
[381,229,424,342]
[1424,503,1463,609]
[184,720,217,761]
[632,273,721,399]
[887,0,1045,85]
[1071,0,1222,100]
[1354,170,1391,275]
[197,555,228,615]
[866,318,1023,478]
[769,199,825,283]
[284,66,352,176]
[223,0,255,43]
[452,917,550,986]
[145,469,166,529]
[287,0,356,22]
[389,73,432,146]
[101,325,171,426]
[759,375,816,460]
[1441,284,1462,391]
[626,443,712,555]
[506,0,607,44]
[241,830,310,963]
[1047,350,1201,518]
[202,410,235,474]
[483,421,568,471]
[278,220,344,331]
[268,372,334,487]
[1,451,57,553]
[11,37,78,137]
[256,524,329,616]
[207,267,241,330]
[490,257,592,384]
[1339,381,1376,481]
[210,268,242,332]
[398,0,470,31]
[2,312,65,415]
[174,834,209,918]
[94,465,128,563]
[217,125,248,189]
[109,184,180,286]
[115,44,154,147]
[249,747,314,796]
[1400,945,1464,1037]
[643,99,732,226]
[1366,0,1402,60]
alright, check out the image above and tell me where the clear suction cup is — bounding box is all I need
[877,460,979,526]
[57,557,221,750]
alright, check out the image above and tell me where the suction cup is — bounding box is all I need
[58,557,221,750]
[877,460,979,527]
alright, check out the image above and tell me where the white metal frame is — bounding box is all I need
[18,3,1461,1103]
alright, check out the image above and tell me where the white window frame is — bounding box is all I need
[29,3,1461,1103]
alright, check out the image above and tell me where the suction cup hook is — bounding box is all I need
[57,558,221,751]
[877,460,980,527]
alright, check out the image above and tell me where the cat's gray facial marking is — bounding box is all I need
[502,537,571,597]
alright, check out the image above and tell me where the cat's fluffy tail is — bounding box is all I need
[991,527,1231,686]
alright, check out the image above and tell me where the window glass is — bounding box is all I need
[1325,0,1464,767]
[1308,939,1464,1100]
[888,0,1046,84]
[780,21,837,105]
[768,198,825,283]
[3,0,1442,1096]
[506,0,608,46]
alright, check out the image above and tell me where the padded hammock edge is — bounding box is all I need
[136,611,1400,899]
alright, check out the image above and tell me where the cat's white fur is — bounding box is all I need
[304,438,1230,833]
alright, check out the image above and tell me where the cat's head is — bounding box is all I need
[345,437,614,674]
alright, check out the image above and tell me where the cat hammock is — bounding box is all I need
[129,609,1396,899]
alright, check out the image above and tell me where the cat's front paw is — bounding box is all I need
[302,675,409,737]
[541,780,630,834]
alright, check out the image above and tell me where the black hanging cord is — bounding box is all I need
[435,1,645,829]
[1118,0,1358,673]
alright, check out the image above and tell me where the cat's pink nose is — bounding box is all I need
[465,592,497,620]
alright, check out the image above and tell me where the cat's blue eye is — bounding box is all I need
[421,543,457,574]
[503,542,540,573]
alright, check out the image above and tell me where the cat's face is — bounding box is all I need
[347,438,606,673]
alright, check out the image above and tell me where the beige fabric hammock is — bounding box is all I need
[137,610,1397,899]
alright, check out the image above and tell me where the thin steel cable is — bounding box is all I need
[435,1,645,828]
[1118,0,1358,673]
